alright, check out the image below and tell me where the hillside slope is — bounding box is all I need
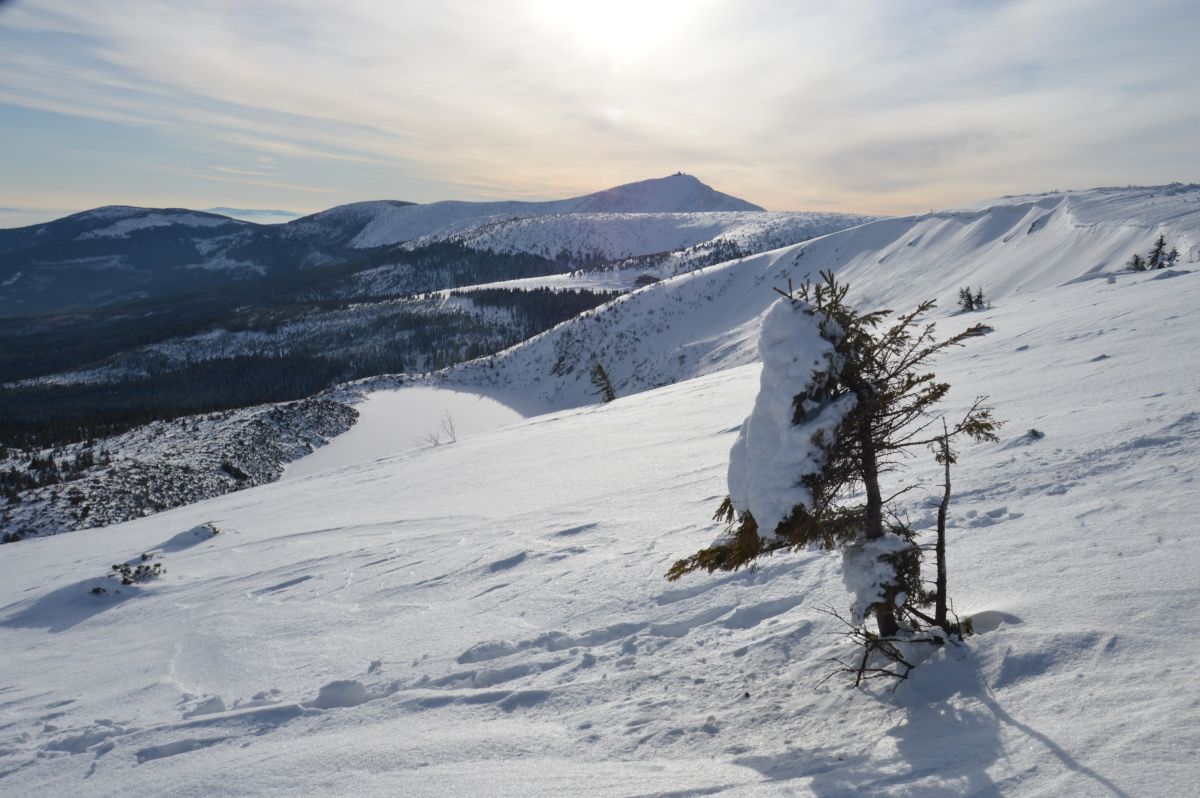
[0,247,1196,794]
[442,184,1200,412]
[410,210,872,263]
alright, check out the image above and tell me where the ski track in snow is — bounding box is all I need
[1,185,1199,795]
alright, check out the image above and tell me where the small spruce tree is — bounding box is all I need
[668,272,999,643]
[973,287,985,309]
[589,361,617,403]
[957,287,975,313]
[1127,253,1146,272]
[1147,235,1167,269]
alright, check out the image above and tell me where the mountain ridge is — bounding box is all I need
[0,174,769,316]
[436,183,1200,413]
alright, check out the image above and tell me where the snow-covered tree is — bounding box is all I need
[590,361,616,403]
[1148,234,1167,269]
[667,273,999,640]
[957,287,975,312]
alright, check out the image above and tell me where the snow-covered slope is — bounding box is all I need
[412,210,873,262]
[0,244,1197,793]
[442,184,1200,412]
[74,208,242,239]
[330,208,876,301]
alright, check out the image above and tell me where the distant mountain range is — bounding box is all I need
[0,174,879,540]
[0,174,766,316]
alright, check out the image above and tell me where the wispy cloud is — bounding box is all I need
[1,0,1197,216]
[180,168,349,195]
[212,166,277,177]
[0,204,79,228]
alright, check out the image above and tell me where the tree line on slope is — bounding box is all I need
[0,288,621,449]
[449,287,622,330]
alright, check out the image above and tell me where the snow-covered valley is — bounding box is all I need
[1,185,1199,796]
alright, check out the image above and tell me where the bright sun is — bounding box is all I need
[525,0,705,63]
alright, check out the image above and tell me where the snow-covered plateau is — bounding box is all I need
[1,184,1198,796]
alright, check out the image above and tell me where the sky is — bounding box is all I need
[1,0,1198,226]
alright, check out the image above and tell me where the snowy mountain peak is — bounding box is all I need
[565,173,765,213]
[343,175,766,248]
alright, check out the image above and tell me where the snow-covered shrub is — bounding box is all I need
[110,552,165,585]
[669,272,999,647]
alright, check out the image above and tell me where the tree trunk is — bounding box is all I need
[860,424,899,637]
[935,428,951,629]
[862,438,884,541]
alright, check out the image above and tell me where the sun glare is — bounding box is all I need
[525,0,705,64]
